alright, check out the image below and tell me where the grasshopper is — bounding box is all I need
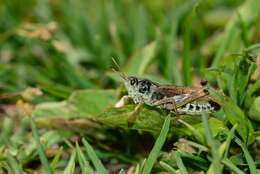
[112,60,220,122]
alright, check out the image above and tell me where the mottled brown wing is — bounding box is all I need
[155,85,204,97]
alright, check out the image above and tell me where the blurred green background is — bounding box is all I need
[0,0,260,173]
[1,0,259,99]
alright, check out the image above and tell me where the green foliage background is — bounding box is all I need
[0,0,260,173]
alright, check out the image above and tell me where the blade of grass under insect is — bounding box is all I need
[82,138,108,174]
[141,115,171,174]
[50,147,63,171]
[202,114,221,174]
[175,151,188,174]
[63,149,76,174]
[76,142,93,174]
[221,159,245,174]
[6,154,23,174]
[30,117,53,174]
[234,137,257,174]
[159,161,178,174]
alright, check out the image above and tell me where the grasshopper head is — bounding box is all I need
[124,76,158,103]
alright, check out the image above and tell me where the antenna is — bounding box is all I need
[111,58,127,80]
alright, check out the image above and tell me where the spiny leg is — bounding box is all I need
[127,103,143,124]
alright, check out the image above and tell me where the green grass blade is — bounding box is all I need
[202,114,221,174]
[76,142,93,174]
[222,124,237,158]
[118,169,127,174]
[6,154,23,174]
[50,147,63,171]
[182,12,192,86]
[222,159,245,174]
[175,151,188,174]
[159,161,178,174]
[30,117,53,174]
[211,0,260,67]
[235,138,257,174]
[82,138,108,174]
[0,118,13,146]
[141,115,171,174]
[63,150,76,174]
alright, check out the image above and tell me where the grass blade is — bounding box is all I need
[222,159,245,174]
[118,169,127,174]
[159,161,178,174]
[211,0,260,67]
[63,150,76,174]
[30,117,52,174]
[182,12,192,85]
[50,147,63,171]
[82,138,108,174]
[6,154,23,174]
[202,114,221,174]
[141,115,171,174]
[76,142,93,174]
[235,138,257,174]
[175,151,188,174]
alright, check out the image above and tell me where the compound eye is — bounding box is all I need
[139,80,151,93]
[130,77,138,86]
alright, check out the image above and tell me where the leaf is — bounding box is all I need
[68,89,117,117]
[32,89,225,138]
[95,105,165,134]
[141,115,171,174]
